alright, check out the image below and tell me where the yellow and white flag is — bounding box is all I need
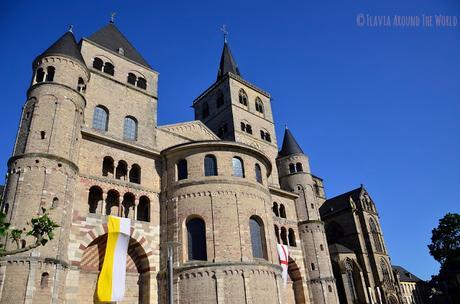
[97,215,131,302]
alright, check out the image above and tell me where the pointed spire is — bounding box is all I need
[217,40,241,80]
[35,30,85,66]
[278,128,304,157]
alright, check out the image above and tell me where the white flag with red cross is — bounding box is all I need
[276,243,289,286]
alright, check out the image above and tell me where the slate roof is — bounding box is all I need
[329,243,354,254]
[392,265,422,282]
[217,42,241,80]
[278,128,304,158]
[87,23,151,68]
[320,186,363,216]
[35,31,85,66]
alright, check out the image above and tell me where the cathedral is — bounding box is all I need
[0,21,407,303]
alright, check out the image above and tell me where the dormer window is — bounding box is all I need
[118,47,125,55]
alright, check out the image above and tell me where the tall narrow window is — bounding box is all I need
[279,204,287,218]
[280,227,288,245]
[88,186,103,214]
[239,89,248,106]
[296,162,303,172]
[370,218,383,252]
[93,57,103,70]
[202,102,210,119]
[289,163,296,174]
[255,164,263,183]
[36,68,45,83]
[187,217,207,261]
[272,202,279,217]
[380,259,391,282]
[345,259,358,300]
[92,106,109,131]
[102,156,114,177]
[232,157,244,177]
[274,225,280,243]
[216,91,224,108]
[288,228,296,247]
[115,160,128,180]
[77,77,86,93]
[177,159,188,180]
[255,98,264,113]
[127,73,137,85]
[204,155,218,176]
[121,192,135,218]
[103,62,115,75]
[129,164,141,184]
[45,66,55,82]
[137,196,150,222]
[40,272,49,288]
[123,116,138,140]
[137,77,147,90]
[249,216,266,259]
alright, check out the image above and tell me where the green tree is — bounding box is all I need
[0,208,59,257]
[428,213,460,266]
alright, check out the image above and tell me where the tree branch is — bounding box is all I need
[0,236,43,257]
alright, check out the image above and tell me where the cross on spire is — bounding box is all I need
[110,12,116,24]
[220,24,228,43]
[68,25,73,33]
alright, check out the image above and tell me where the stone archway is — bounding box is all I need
[283,258,307,304]
[77,234,151,303]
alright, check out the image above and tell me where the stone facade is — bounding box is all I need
[0,22,407,304]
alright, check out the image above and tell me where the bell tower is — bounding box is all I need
[192,39,280,185]
[277,127,340,304]
[1,29,88,302]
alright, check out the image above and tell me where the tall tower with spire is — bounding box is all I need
[1,29,89,302]
[192,38,280,186]
[277,128,340,304]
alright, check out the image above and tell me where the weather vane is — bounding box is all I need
[110,12,116,24]
[220,24,228,43]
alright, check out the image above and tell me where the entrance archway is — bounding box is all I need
[78,234,151,303]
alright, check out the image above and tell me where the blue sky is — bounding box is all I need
[1,1,459,280]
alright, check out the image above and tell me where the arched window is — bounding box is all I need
[40,272,49,288]
[77,77,86,93]
[137,196,150,222]
[314,182,320,196]
[105,190,119,216]
[311,263,316,271]
[137,77,147,90]
[121,192,135,218]
[115,160,128,180]
[255,98,264,113]
[345,259,358,300]
[296,162,303,172]
[232,157,244,177]
[129,164,141,184]
[88,186,103,214]
[249,216,267,259]
[103,62,115,75]
[370,218,383,252]
[92,106,109,131]
[279,204,287,218]
[36,68,45,83]
[255,164,263,183]
[102,156,114,177]
[177,159,188,180]
[238,89,248,106]
[289,163,296,174]
[272,202,279,217]
[123,116,138,140]
[204,155,218,176]
[288,228,296,247]
[45,66,55,82]
[380,259,391,282]
[187,217,207,261]
[216,91,224,108]
[274,225,280,243]
[52,197,59,208]
[93,57,103,70]
[280,227,288,245]
[202,102,210,119]
[127,73,137,85]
